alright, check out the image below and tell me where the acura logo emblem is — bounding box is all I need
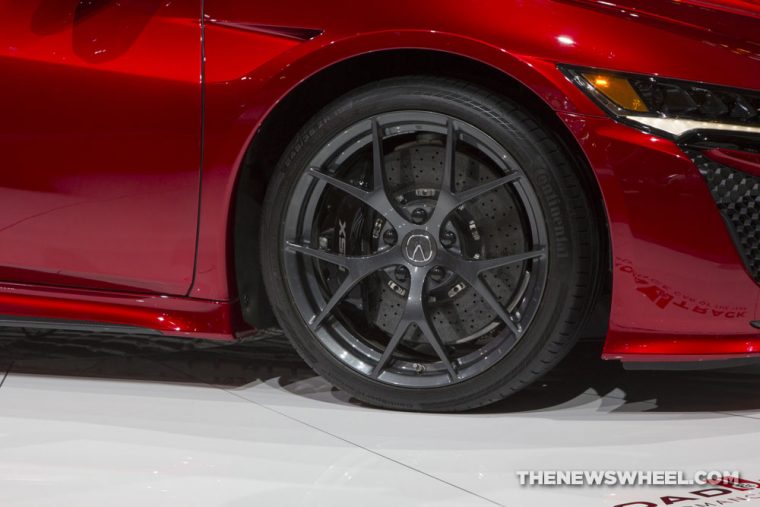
[403,231,437,266]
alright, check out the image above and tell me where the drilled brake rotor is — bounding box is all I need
[317,136,528,347]
[284,111,548,387]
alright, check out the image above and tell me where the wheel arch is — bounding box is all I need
[230,46,611,331]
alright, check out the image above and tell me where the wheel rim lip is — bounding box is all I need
[282,110,549,388]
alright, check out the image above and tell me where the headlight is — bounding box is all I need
[560,65,760,138]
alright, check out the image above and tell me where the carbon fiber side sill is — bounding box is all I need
[623,357,760,371]
[0,316,162,336]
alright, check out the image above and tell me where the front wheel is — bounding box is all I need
[261,77,600,412]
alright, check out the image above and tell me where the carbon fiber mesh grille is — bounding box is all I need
[688,150,760,283]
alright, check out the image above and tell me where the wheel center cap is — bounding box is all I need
[402,230,438,267]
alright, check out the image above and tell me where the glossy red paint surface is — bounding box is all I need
[558,113,760,358]
[1,0,759,356]
[0,1,202,295]
[194,0,760,300]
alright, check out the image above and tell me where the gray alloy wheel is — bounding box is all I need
[261,77,599,411]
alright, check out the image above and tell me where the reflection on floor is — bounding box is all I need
[0,328,759,507]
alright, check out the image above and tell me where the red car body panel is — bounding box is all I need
[560,114,760,359]
[0,2,203,295]
[1,0,759,361]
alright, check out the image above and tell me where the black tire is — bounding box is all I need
[261,76,600,412]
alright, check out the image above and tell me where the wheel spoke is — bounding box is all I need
[307,168,373,205]
[432,168,521,226]
[442,120,457,195]
[368,120,407,224]
[439,247,546,282]
[309,277,355,329]
[372,320,411,377]
[417,318,458,380]
[372,268,458,381]
[443,246,524,337]
[453,172,521,207]
[470,277,523,337]
[287,242,403,330]
[372,268,426,377]
[371,119,385,193]
[309,120,406,226]
[285,242,349,268]
[466,248,547,275]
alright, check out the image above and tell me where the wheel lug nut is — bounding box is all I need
[395,266,409,283]
[441,231,456,248]
[411,208,428,224]
[383,229,398,246]
[430,267,446,282]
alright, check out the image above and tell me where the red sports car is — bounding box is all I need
[1,0,759,411]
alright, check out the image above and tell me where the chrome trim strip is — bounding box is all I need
[625,116,760,137]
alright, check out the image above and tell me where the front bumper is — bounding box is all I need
[559,112,760,362]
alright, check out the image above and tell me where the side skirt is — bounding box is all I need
[0,316,161,336]
[0,282,244,341]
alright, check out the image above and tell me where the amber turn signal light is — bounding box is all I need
[582,73,649,113]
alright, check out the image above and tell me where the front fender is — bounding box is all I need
[191,23,598,301]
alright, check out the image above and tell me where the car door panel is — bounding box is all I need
[0,0,202,295]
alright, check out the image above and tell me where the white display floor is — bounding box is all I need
[1,331,759,507]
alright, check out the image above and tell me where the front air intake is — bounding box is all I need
[687,149,760,283]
